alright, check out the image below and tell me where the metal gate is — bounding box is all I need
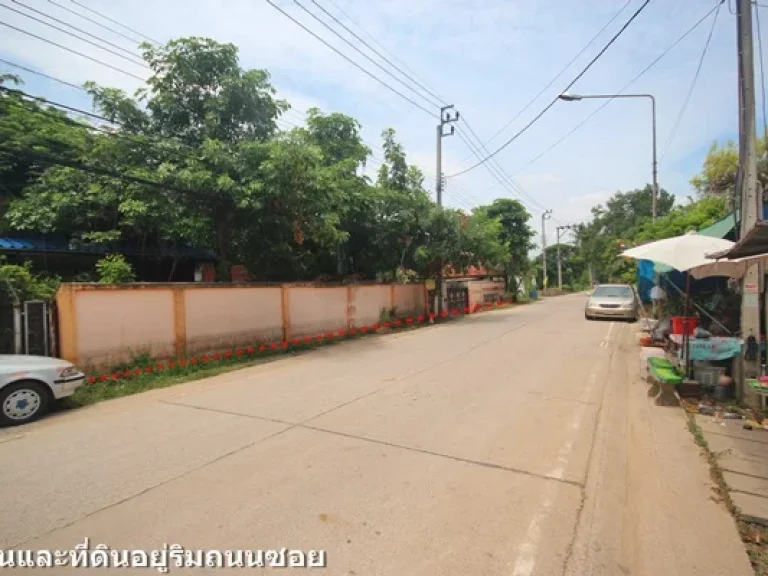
[446,285,469,312]
[24,301,50,356]
[0,301,53,356]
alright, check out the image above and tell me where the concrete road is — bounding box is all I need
[0,295,754,574]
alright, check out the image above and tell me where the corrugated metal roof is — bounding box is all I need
[0,235,217,260]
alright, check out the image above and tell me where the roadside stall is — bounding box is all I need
[707,221,768,407]
[623,232,746,403]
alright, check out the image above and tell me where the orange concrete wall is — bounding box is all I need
[184,287,282,354]
[467,280,505,307]
[287,286,347,337]
[71,287,175,368]
[349,285,391,327]
[56,282,426,369]
[393,284,425,316]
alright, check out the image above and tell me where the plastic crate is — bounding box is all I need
[694,365,726,387]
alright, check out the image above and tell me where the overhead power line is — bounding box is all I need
[454,122,548,214]
[0,57,84,90]
[323,0,445,103]
[0,20,146,81]
[68,0,161,45]
[0,61,406,184]
[458,118,546,208]
[308,0,444,106]
[508,1,724,177]
[660,0,722,161]
[1,84,116,124]
[0,144,188,193]
[264,0,434,116]
[46,0,144,46]
[471,0,634,156]
[447,0,651,178]
[10,0,143,62]
[0,2,148,68]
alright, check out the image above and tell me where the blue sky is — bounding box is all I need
[0,0,756,233]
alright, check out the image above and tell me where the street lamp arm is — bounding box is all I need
[557,92,658,221]
[559,93,654,103]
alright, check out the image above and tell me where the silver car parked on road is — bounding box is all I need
[585,284,638,321]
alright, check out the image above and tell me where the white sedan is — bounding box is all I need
[0,355,85,426]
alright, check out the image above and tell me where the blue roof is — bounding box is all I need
[0,235,217,261]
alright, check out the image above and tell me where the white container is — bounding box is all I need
[694,365,726,387]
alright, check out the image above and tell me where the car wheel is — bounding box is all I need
[0,381,51,426]
[585,312,592,320]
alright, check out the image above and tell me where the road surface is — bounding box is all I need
[0,294,753,574]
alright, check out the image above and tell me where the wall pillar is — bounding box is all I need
[346,285,353,328]
[281,285,291,342]
[172,287,187,359]
[55,284,78,364]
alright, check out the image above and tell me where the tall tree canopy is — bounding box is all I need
[1,36,519,284]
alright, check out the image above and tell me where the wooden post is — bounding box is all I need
[281,285,291,342]
[172,287,187,359]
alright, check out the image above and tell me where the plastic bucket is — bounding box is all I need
[671,316,699,335]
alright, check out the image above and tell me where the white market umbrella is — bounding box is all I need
[622,232,737,378]
[622,232,736,277]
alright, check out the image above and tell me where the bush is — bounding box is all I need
[96,254,135,284]
[0,258,60,301]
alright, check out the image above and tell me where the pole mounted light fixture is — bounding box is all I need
[556,92,658,220]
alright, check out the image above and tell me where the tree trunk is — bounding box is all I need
[215,212,232,283]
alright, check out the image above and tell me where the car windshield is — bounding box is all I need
[593,286,633,298]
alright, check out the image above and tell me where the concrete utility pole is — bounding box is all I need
[737,0,761,404]
[541,210,552,290]
[556,224,576,290]
[435,105,459,315]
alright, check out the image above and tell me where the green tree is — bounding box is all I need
[533,244,585,291]
[484,199,535,292]
[21,37,287,280]
[575,184,675,283]
[690,138,768,201]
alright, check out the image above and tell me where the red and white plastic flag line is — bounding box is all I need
[86,298,516,384]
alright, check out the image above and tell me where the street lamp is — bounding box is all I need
[558,92,658,220]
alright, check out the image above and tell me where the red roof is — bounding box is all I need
[444,264,497,278]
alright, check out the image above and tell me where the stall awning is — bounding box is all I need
[708,221,768,260]
[699,211,740,239]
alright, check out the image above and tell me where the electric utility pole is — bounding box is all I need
[435,105,459,315]
[541,210,552,290]
[737,0,761,405]
[556,224,576,291]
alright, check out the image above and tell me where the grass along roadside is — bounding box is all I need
[59,299,526,411]
[686,412,768,575]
